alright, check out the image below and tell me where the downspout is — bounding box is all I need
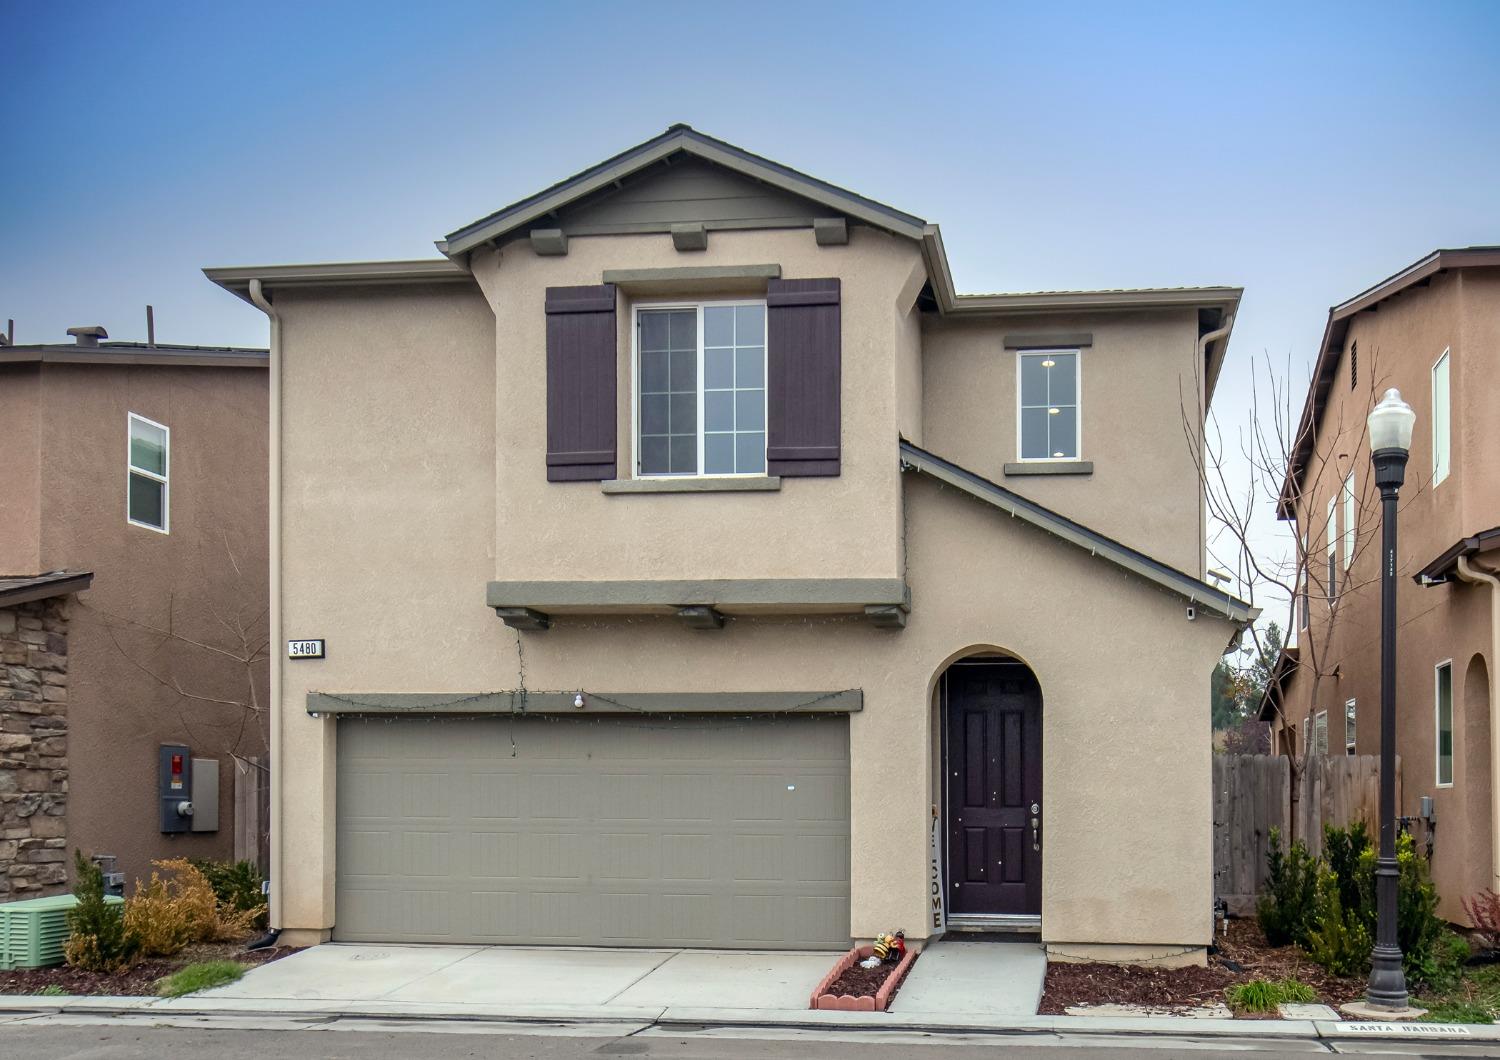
[1195,314,1235,579]
[248,278,283,932]
[1456,554,1500,891]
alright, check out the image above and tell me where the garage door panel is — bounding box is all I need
[335,714,851,948]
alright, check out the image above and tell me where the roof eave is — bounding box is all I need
[0,571,94,608]
[204,260,474,305]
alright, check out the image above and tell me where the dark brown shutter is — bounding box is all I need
[545,284,617,481]
[766,277,840,477]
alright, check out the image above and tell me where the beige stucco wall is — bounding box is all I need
[269,248,1234,956]
[471,227,920,583]
[920,310,1206,576]
[0,365,43,575]
[29,362,268,883]
[1281,267,1499,919]
[273,282,503,930]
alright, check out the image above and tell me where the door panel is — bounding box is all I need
[944,664,1042,916]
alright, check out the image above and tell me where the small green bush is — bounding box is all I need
[157,960,246,998]
[1305,870,1372,977]
[188,859,267,929]
[63,850,140,974]
[1323,820,1369,917]
[1258,828,1319,947]
[1354,832,1445,984]
[1225,978,1318,1012]
[34,985,66,997]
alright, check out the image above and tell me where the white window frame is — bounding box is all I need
[1326,496,1338,602]
[1435,658,1454,788]
[1314,709,1329,757]
[1342,474,1356,571]
[1345,698,1357,754]
[629,299,769,480]
[126,412,170,534]
[1302,716,1310,757]
[1432,347,1451,487]
[1299,529,1310,631]
[1015,348,1083,462]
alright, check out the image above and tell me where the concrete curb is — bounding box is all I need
[0,993,1496,1041]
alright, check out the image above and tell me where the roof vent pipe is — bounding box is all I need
[66,325,108,347]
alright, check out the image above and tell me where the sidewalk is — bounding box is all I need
[0,943,1493,1043]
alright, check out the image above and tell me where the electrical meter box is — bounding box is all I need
[190,757,219,833]
[158,744,192,833]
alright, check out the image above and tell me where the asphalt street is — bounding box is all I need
[5,1017,1500,1060]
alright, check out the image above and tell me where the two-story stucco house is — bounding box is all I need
[1263,247,1500,921]
[208,126,1252,965]
[0,324,268,896]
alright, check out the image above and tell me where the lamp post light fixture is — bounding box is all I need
[1366,387,1417,1011]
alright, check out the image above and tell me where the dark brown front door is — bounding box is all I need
[944,662,1042,916]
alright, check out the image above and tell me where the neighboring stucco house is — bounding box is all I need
[1263,247,1500,921]
[208,126,1252,965]
[0,326,269,893]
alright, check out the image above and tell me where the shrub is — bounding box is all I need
[1305,870,1372,977]
[1463,889,1500,953]
[158,960,246,998]
[1355,832,1445,985]
[1323,821,1370,918]
[1224,978,1318,1012]
[1258,827,1319,947]
[123,858,258,956]
[189,858,268,930]
[64,850,140,974]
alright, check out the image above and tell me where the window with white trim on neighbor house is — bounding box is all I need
[1345,698,1356,754]
[1313,709,1329,756]
[1325,496,1337,601]
[1436,660,1454,786]
[635,301,766,477]
[1432,348,1451,485]
[1342,474,1355,570]
[1018,349,1079,460]
[127,412,169,532]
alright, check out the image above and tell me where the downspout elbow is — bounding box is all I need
[1456,555,1500,892]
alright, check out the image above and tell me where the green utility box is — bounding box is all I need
[0,893,125,969]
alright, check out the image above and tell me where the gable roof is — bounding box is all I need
[1255,645,1300,722]
[899,440,1256,625]
[205,126,1242,401]
[1278,246,1500,519]
[438,124,929,258]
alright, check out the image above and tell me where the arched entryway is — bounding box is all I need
[1464,652,1493,895]
[936,651,1043,927]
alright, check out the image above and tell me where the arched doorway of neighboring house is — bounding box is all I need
[1465,652,1493,893]
[935,651,1043,927]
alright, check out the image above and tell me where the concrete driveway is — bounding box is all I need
[208,944,837,1016]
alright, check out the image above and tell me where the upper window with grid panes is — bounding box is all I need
[634,301,766,477]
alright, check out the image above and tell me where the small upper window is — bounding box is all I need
[1350,341,1357,391]
[1432,348,1451,486]
[635,301,766,477]
[1436,660,1453,786]
[1325,496,1338,602]
[1313,710,1329,757]
[128,413,169,532]
[1018,349,1080,460]
[1345,699,1357,754]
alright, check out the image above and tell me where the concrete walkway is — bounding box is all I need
[889,939,1045,1015]
[206,944,835,1013]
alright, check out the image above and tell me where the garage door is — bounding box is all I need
[334,713,851,948]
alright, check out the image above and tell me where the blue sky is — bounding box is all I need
[3,1,1498,610]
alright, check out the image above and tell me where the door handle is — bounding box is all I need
[1031,802,1041,852]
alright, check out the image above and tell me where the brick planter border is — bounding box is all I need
[809,944,919,1011]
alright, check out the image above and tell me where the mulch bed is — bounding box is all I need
[1038,918,1365,1016]
[0,941,296,997]
[825,957,907,1001]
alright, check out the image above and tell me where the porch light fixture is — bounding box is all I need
[1365,387,1414,1012]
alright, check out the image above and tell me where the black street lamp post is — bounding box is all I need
[1365,388,1417,1011]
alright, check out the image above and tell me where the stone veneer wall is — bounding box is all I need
[0,596,70,900]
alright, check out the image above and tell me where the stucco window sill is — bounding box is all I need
[601,476,782,494]
[1003,461,1094,477]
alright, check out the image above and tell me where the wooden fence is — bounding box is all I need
[1213,753,1401,915]
[233,755,269,873]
